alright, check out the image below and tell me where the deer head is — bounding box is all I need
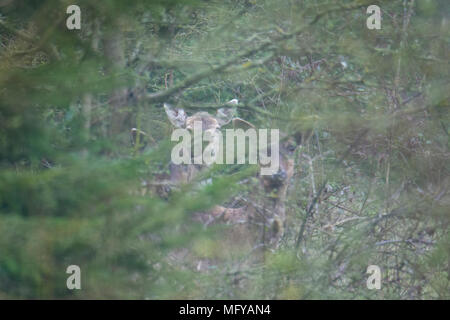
[161,99,241,185]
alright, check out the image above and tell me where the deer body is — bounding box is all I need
[141,99,301,270]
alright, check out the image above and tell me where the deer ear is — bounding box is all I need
[216,108,236,126]
[227,99,238,106]
[164,103,187,128]
[215,99,239,126]
[232,118,255,130]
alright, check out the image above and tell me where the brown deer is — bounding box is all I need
[135,99,305,270]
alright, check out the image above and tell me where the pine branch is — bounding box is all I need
[141,0,380,104]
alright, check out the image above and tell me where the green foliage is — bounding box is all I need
[0,0,448,299]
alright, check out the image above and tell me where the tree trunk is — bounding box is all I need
[103,23,127,138]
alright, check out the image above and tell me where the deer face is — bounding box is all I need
[164,100,241,167]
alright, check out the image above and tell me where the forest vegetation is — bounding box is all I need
[0,0,448,299]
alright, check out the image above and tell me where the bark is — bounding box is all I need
[103,22,127,138]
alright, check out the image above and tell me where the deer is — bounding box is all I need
[133,99,306,271]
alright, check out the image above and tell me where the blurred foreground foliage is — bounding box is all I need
[0,0,448,299]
